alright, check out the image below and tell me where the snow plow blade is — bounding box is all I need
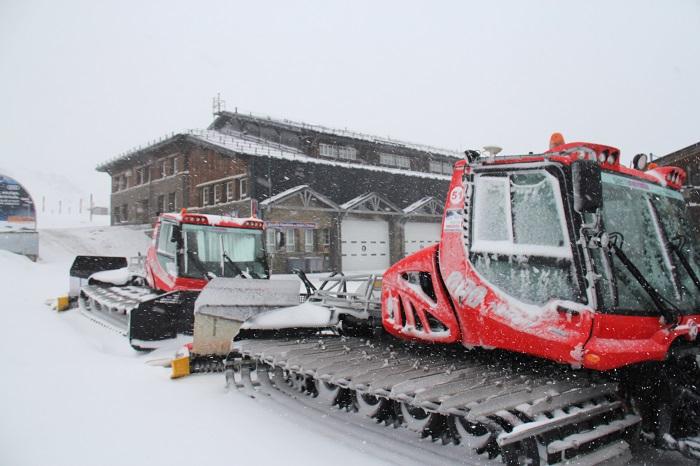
[191,278,301,356]
[69,255,127,298]
[128,291,199,350]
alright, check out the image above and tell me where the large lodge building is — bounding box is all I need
[97,111,460,274]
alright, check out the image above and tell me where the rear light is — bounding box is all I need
[584,353,601,366]
[243,220,264,229]
[182,214,209,225]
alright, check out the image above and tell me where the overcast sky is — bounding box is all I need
[1,0,699,206]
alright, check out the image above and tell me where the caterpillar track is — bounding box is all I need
[79,282,157,333]
[228,336,641,466]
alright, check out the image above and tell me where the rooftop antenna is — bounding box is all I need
[212,93,226,116]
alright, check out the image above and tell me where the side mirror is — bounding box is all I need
[571,160,603,213]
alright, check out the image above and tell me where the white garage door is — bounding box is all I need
[404,221,441,256]
[341,218,390,272]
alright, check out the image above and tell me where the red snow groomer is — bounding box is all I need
[73,211,273,350]
[231,135,700,465]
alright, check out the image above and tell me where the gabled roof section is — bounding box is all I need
[402,196,444,217]
[340,192,401,214]
[213,110,463,159]
[260,185,340,210]
[189,130,451,181]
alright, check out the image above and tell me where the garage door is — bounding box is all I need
[341,218,390,272]
[404,221,441,256]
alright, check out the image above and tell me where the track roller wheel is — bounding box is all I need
[314,379,342,405]
[500,438,541,466]
[398,402,443,436]
[498,414,545,466]
[254,364,274,389]
[451,416,497,457]
[224,359,243,388]
[354,391,389,418]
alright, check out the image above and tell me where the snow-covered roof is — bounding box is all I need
[216,110,463,159]
[340,192,401,213]
[260,185,340,210]
[188,130,453,181]
[98,129,453,182]
[260,185,309,206]
[402,196,444,216]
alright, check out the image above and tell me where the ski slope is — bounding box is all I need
[0,226,692,466]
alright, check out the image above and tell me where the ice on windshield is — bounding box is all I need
[470,171,579,306]
[598,172,700,311]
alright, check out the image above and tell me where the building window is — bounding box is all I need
[285,228,296,252]
[171,157,178,174]
[202,187,210,206]
[226,181,235,202]
[240,178,248,198]
[157,195,165,214]
[321,228,331,246]
[214,184,222,204]
[168,192,176,211]
[380,153,410,169]
[136,167,149,185]
[266,228,276,252]
[161,160,169,178]
[113,206,121,223]
[319,143,357,161]
[122,204,128,221]
[116,174,127,191]
[304,230,314,253]
[430,160,453,174]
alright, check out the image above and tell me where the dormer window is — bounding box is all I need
[379,153,410,169]
[320,143,357,161]
[429,160,453,175]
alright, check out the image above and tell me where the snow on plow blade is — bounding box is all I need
[69,255,127,298]
[192,278,300,356]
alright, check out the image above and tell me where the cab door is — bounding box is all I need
[448,168,594,365]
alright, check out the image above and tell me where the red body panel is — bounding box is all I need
[380,142,698,372]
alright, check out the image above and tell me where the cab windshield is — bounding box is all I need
[596,172,700,312]
[182,224,268,279]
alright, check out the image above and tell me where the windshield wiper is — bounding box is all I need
[670,235,700,292]
[187,249,213,281]
[222,251,245,278]
[607,233,680,325]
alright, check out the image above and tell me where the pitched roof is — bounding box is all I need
[214,110,463,159]
[402,196,444,216]
[260,185,340,210]
[340,192,401,213]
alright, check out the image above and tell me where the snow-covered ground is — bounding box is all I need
[0,225,693,466]
[0,231,391,466]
